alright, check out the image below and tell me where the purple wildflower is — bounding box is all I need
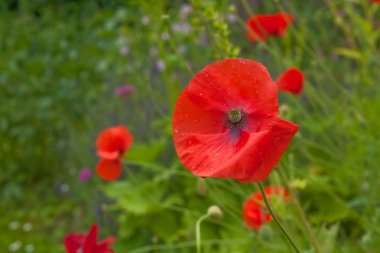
[180,4,192,18]
[141,16,150,25]
[78,168,92,182]
[171,22,192,33]
[155,60,166,72]
[114,85,135,98]
[119,46,129,56]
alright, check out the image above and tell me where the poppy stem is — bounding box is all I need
[257,182,301,253]
[195,213,211,253]
[278,166,323,253]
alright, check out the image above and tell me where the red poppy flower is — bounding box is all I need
[64,224,116,253]
[96,126,133,181]
[96,126,133,160]
[172,59,299,182]
[247,13,294,42]
[276,67,304,95]
[243,186,288,230]
[96,159,122,181]
[370,0,380,3]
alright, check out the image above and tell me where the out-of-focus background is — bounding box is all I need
[1,0,380,252]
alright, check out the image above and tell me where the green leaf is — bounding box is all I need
[334,48,363,61]
[125,138,167,163]
[317,223,339,253]
[151,211,180,242]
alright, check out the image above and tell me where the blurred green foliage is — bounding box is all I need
[1,0,380,252]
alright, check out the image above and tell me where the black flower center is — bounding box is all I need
[223,108,248,130]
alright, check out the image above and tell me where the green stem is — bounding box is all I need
[257,182,301,253]
[278,167,322,253]
[195,213,211,253]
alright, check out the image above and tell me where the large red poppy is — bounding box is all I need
[96,125,133,181]
[243,186,288,230]
[172,59,299,182]
[247,12,294,42]
[276,67,304,95]
[64,224,116,253]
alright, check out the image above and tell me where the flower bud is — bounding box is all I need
[207,205,223,219]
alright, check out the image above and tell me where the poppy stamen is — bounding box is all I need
[228,109,242,123]
[223,108,248,130]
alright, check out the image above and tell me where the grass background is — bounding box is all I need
[1,0,380,252]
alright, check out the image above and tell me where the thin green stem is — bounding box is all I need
[195,213,211,253]
[278,166,322,253]
[257,182,301,253]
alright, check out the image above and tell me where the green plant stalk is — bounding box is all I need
[195,213,211,253]
[278,167,322,253]
[257,182,301,253]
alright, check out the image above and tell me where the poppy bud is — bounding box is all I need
[207,205,223,219]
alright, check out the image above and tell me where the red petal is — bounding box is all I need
[243,186,288,230]
[236,118,299,182]
[276,67,304,95]
[96,126,133,159]
[247,12,293,42]
[243,197,264,230]
[96,237,116,253]
[173,88,225,136]
[64,233,86,253]
[96,159,122,181]
[83,225,98,253]
[175,117,298,182]
[179,59,279,117]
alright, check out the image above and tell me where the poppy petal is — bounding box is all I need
[96,159,122,181]
[64,234,86,253]
[98,237,116,245]
[243,186,288,230]
[247,13,294,42]
[83,225,98,253]
[276,67,304,95]
[183,59,279,117]
[96,237,116,253]
[235,118,299,182]
[243,200,263,230]
[111,125,133,152]
[96,126,133,159]
[175,117,298,182]
[173,88,225,136]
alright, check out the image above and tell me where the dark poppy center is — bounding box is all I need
[223,108,248,130]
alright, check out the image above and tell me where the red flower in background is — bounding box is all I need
[64,224,115,253]
[172,59,299,183]
[96,125,133,181]
[370,0,380,3]
[276,67,304,95]
[243,186,288,230]
[247,12,294,42]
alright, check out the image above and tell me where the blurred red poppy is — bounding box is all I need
[172,59,299,182]
[96,126,133,181]
[64,224,115,253]
[96,126,133,160]
[96,159,122,181]
[243,186,288,230]
[247,12,294,42]
[276,67,304,95]
[370,0,380,3]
